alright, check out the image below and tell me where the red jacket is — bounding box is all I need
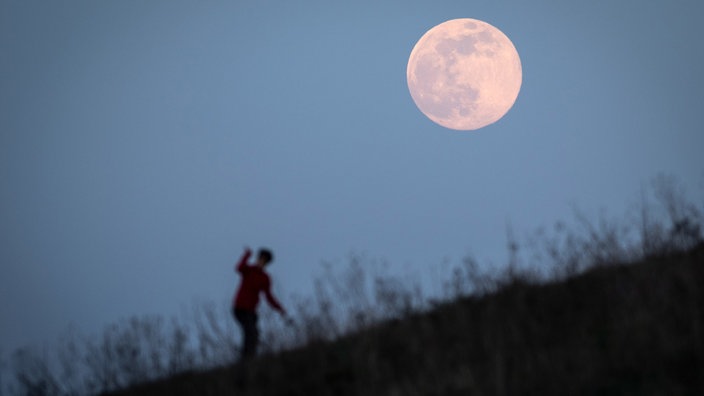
[232,250,285,314]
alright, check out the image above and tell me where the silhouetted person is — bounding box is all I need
[232,247,287,361]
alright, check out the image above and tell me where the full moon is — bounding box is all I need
[407,19,522,131]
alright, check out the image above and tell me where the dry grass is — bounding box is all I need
[4,176,703,395]
[101,243,704,396]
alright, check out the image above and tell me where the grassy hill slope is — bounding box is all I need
[105,243,704,396]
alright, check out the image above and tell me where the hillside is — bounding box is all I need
[103,243,704,396]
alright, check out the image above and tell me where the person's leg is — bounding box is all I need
[233,308,248,359]
[241,311,259,359]
[234,309,258,360]
[232,308,249,388]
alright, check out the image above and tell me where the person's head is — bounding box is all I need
[256,248,274,267]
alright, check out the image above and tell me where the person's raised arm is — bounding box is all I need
[236,248,252,273]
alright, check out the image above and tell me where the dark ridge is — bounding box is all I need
[103,243,704,396]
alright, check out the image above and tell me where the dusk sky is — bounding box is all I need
[2,0,703,353]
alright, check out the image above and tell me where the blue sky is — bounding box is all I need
[2,0,703,352]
